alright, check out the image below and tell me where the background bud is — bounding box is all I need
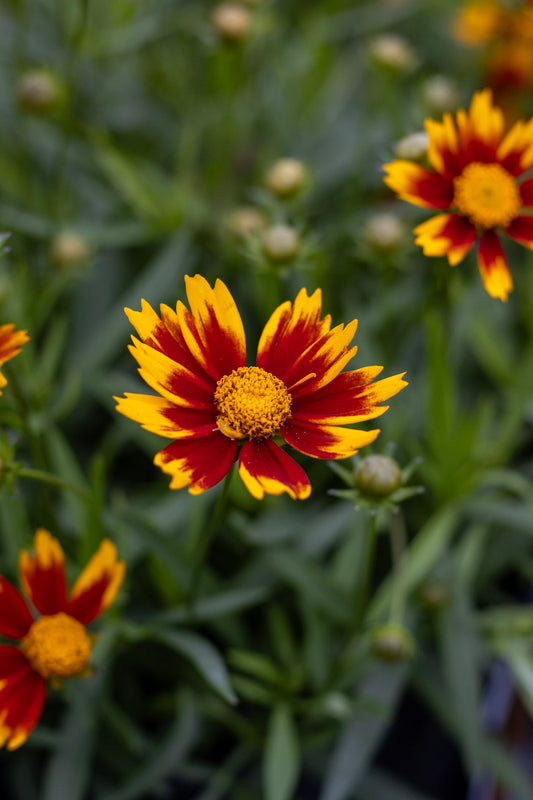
[369,34,417,72]
[17,69,64,115]
[371,624,415,662]
[227,207,267,238]
[394,131,429,161]
[51,232,90,270]
[364,213,405,251]
[354,454,402,497]
[421,75,459,114]
[211,3,251,43]
[263,158,308,198]
[261,224,300,263]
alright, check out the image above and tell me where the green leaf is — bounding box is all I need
[155,630,237,705]
[263,704,300,800]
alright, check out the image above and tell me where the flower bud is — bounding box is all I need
[227,206,267,238]
[421,75,459,114]
[17,69,64,115]
[417,579,449,611]
[394,131,429,161]
[211,3,251,42]
[364,213,405,251]
[261,225,300,263]
[263,158,308,199]
[369,34,417,72]
[354,454,402,497]
[50,232,90,270]
[371,624,415,662]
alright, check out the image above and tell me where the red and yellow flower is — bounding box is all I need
[384,89,533,300]
[0,324,29,394]
[115,275,407,500]
[0,530,125,749]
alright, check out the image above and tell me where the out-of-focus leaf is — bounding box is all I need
[359,769,436,800]
[263,704,300,800]
[154,629,237,705]
[319,663,408,800]
[497,640,533,720]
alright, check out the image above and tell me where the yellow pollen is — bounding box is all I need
[21,613,91,680]
[453,162,521,229]
[214,366,292,439]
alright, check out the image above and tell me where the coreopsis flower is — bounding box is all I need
[0,324,29,395]
[0,530,125,749]
[115,275,407,500]
[383,89,533,300]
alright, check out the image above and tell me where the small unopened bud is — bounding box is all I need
[50,232,90,270]
[369,34,417,72]
[371,624,415,662]
[264,158,308,199]
[354,454,402,497]
[364,213,405,251]
[261,225,300,263]
[394,131,429,161]
[211,3,251,42]
[421,75,459,114]
[228,207,267,238]
[17,69,64,115]
[418,579,449,611]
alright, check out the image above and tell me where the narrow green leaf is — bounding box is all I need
[263,704,300,800]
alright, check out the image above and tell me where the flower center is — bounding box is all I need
[214,366,292,439]
[21,612,91,680]
[453,162,521,228]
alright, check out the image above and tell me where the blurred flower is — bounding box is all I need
[384,89,533,300]
[0,324,29,395]
[394,131,429,161]
[0,530,125,749]
[421,75,460,114]
[227,206,267,238]
[17,69,65,115]
[211,3,251,42]
[261,224,301,263]
[369,34,418,72]
[363,213,406,251]
[115,275,407,499]
[50,231,90,271]
[263,158,309,198]
[452,0,502,45]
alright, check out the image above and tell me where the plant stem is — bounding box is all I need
[389,509,407,625]
[16,467,90,500]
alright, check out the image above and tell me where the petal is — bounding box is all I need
[383,161,453,209]
[114,393,217,439]
[292,370,408,424]
[257,288,330,378]
[285,320,359,396]
[0,577,34,640]
[414,214,477,266]
[67,540,125,625]
[281,420,380,459]
[127,337,215,409]
[0,655,46,750]
[497,118,533,176]
[457,89,504,162]
[19,529,68,616]
[238,438,311,500]
[520,178,533,206]
[0,324,30,369]
[477,230,513,301]
[176,275,247,381]
[506,215,533,249]
[425,114,462,178]
[154,431,238,494]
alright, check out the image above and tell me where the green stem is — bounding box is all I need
[16,467,90,501]
[187,468,233,610]
[389,509,407,625]
[346,511,379,639]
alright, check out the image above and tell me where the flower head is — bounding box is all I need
[115,275,407,500]
[0,324,29,395]
[0,530,125,749]
[384,89,533,300]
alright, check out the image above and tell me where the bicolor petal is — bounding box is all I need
[383,161,453,209]
[477,230,513,301]
[154,431,238,494]
[506,215,533,249]
[0,655,46,750]
[0,577,34,640]
[115,393,216,439]
[414,214,477,265]
[19,529,67,617]
[67,540,126,626]
[238,438,311,500]
[281,420,380,459]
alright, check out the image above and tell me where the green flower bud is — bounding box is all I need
[50,232,90,271]
[17,69,64,115]
[369,34,418,72]
[261,225,300,263]
[227,206,267,238]
[354,455,402,497]
[211,3,251,42]
[371,624,415,662]
[364,213,405,251]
